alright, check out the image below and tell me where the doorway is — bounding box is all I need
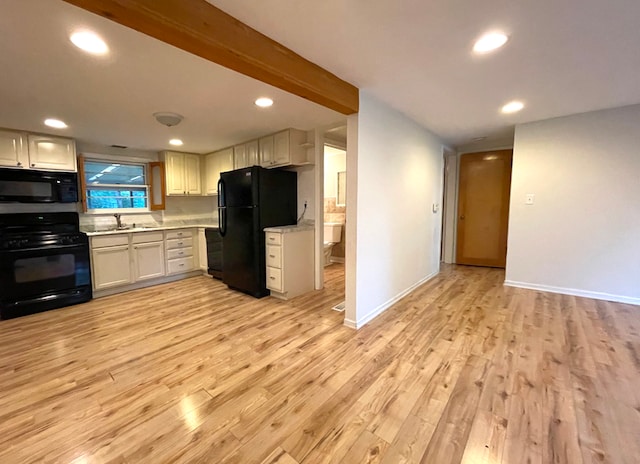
[456,149,512,268]
[323,144,346,297]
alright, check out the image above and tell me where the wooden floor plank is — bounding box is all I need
[0,264,638,463]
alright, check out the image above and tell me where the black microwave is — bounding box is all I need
[0,169,78,203]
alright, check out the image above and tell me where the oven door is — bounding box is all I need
[0,242,92,318]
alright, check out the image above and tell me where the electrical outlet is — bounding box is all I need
[525,194,535,205]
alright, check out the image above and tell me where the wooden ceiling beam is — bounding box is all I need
[62,0,359,114]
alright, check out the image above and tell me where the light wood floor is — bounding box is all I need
[1,264,639,463]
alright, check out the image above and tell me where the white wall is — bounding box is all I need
[345,92,444,328]
[324,147,346,199]
[506,104,640,304]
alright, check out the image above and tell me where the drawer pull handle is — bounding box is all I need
[179,263,184,267]
[178,242,183,245]
[177,233,183,236]
[269,237,275,241]
[269,254,275,258]
[179,252,184,255]
[269,276,275,280]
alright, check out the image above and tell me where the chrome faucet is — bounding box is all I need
[113,213,123,229]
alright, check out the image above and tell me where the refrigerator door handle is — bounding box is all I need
[218,178,227,237]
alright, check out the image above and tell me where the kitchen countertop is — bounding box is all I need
[84,224,219,236]
[264,224,315,234]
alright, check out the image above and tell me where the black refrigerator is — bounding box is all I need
[218,166,297,297]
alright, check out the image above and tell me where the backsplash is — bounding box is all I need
[79,196,218,231]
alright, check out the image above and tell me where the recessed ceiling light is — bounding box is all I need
[44,118,68,129]
[70,30,109,55]
[473,32,509,54]
[169,139,183,146]
[501,101,524,114]
[255,97,274,108]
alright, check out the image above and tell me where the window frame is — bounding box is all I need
[82,158,151,214]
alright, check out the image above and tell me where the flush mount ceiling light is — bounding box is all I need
[501,101,525,114]
[473,32,509,54]
[169,139,183,146]
[70,30,109,55]
[255,97,274,108]
[44,118,68,129]
[154,112,184,127]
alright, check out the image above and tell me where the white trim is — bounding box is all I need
[329,256,345,264]
[343,270,440,329]
[93,270,204,298]
[504,280,640,306]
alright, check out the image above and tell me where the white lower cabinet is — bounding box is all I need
[132,241,165,281]
[198,228,207,271]
[264,228,314,300]
[92,244,132,290]
[90,228,199,296]
[165,229,197,275]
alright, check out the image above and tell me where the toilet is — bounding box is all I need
[323,222,343,266]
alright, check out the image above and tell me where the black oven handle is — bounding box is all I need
[0,243,88,254]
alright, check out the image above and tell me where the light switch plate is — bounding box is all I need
[432,203,439,213]
[525,194,535,205]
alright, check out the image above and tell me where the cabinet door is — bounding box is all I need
[92,245,132,290]
[206,147,234,195]
[233,144,247,170]
[133,241,165,281]
[184,154,201,195]
[198,229,207,270]
[259,135,274,167]
[165,152,186,195]
[27,135,76,172]
[273,131,291,166]
[0,130,28,168]
[246,140,259,167]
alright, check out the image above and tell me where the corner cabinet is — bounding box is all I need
[204,147,234,195]
[162,151,202,196]
[0,129,76,172]
[264,228,314,300]
[259,129,308,168]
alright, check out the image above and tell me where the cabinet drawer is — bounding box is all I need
[131,231,164,243]
[266,244,282,269]
[265,232,282,246]
[167,256,195,274]
[166,246,193,260]
[166,229,193,240]
[266,267,283,292]
[166,237,193,250]
[91,234,128,248]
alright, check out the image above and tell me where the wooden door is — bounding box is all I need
[456,150,512,267]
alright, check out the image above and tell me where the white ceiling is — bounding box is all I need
[4,1,639,153]
[0,0,344,154]
[210,0,640,147]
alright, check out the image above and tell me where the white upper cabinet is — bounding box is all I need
[0,129,28,168]
[204,147,233,195]
[234,140,259,170]
[184,154,201,195]
[246,140,259,167]
[259,135,275,167]
[0,130,76,172]
[260,129,308,168]
[233,143,247,170]
[162,151,202,196]
[27,135,77,172]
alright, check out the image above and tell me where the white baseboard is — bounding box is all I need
[94,270,205,298]
[504,280,640,306]
[330,256,345,264]
[344,269,440,330]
